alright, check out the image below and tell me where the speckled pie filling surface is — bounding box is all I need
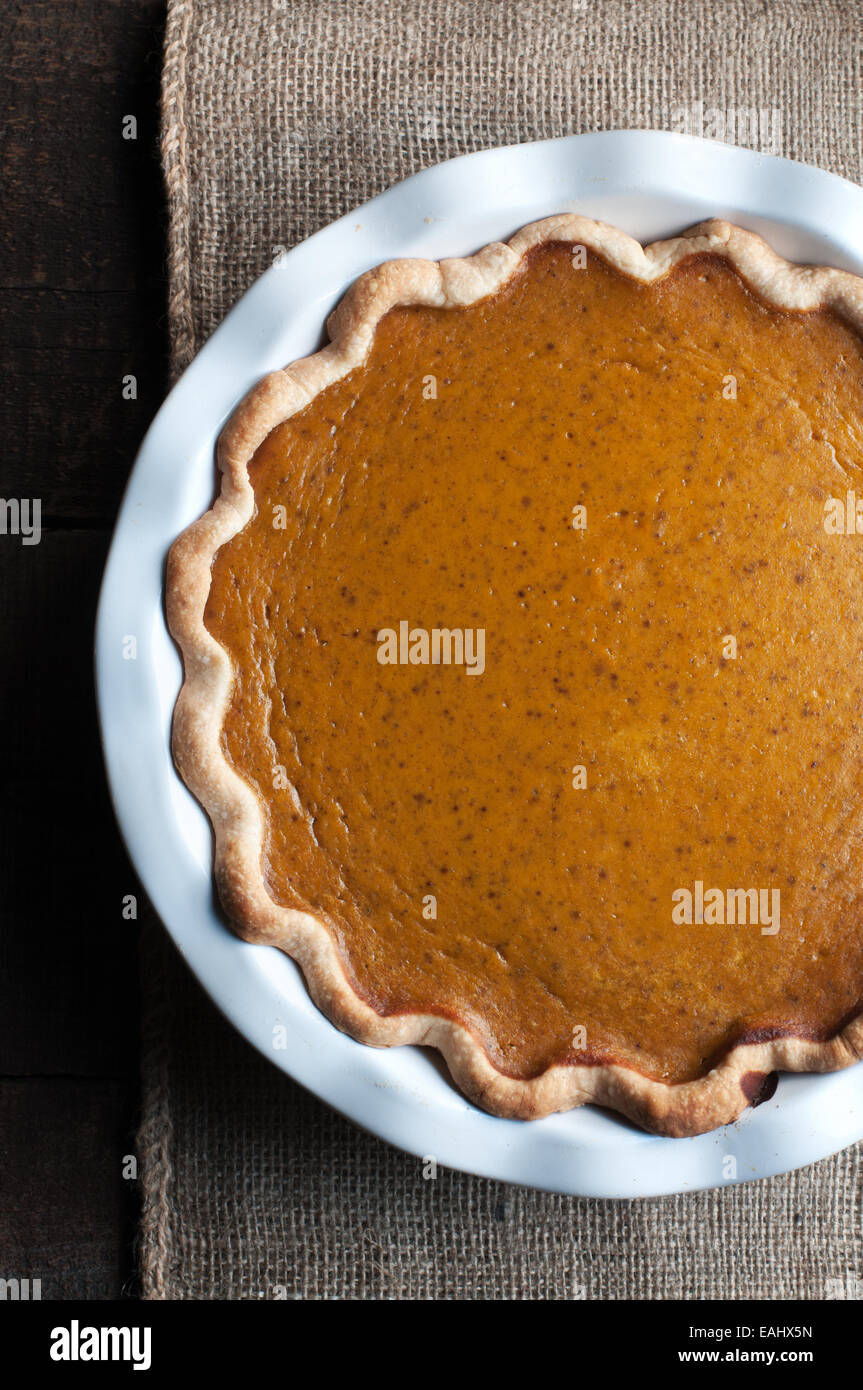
[202,241,863,1090]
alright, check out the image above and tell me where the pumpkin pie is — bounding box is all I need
[167,216,863,1135]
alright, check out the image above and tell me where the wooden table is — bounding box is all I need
[0,0,168,1299]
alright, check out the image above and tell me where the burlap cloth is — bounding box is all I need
[142,0,863,1299]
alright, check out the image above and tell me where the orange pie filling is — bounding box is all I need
[204,245,863,1085]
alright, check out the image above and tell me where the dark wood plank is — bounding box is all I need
[0,0,170,1299]
[0,530,140,1078]
[0,1079,138,1301]
[0,0,169,521]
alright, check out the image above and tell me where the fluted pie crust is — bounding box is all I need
[167,216,863,1136]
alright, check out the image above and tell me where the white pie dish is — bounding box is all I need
[96,129,863,1196]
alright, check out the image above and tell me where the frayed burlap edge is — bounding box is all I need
[137,0,195,1302]
[161,0,196,379]
[137,920,178,1301]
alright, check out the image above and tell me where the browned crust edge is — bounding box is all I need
[166,215,863,1137]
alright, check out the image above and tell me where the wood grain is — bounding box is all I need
[0,0,169,1300]
[0,0,168,521]
[0,1079,138,1301]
